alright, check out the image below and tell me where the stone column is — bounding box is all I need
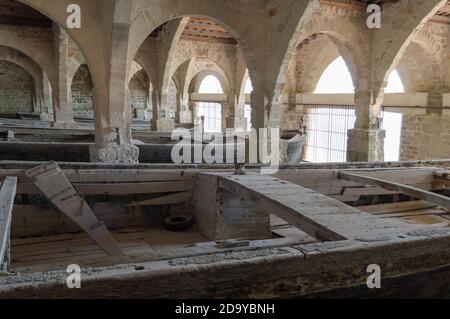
[89,1,139,164]
[191,101,199,125]
[52,26,77,129]
[151,91,174,131]
[40,73,53,121]
[178,93,192,124]
[225,94,247,132]
[347,90,385,162]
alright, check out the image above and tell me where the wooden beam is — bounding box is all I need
[25,162,123,257]
[339,171,450,211]
[17,180,194,195]
[211,173,413,241]
[0,177,17,271]
[127,191,192,207]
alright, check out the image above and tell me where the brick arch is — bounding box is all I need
[296,34,342,93]
[371,0,448,106]
[276,1,367,102]
[0,60,35,113]
[396,40,440,93]
[17,0,109,90]
[128,0,263,92]
[0,25,57,92]
[184,58,230,97]
[0,46,43,91]
[71,64,94,118]
[168,40,237,97]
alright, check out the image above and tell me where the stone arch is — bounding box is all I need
[0,46,48,114]
[0,60,35,114]
[191,71,227,95]
[0,24,57,93]
[129,69,151,120]
[71,64,94,119]
[128,1,263,92]
[396,41,440,93]
[371,0,448,105]
[17,0,108,90]
[296,34,342,93]
[276,2,367,101]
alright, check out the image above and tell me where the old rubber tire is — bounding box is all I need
[163,214,195,232]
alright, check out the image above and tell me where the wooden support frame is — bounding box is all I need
[127,191,193,207]
[0,177,17,271]
[339,171,450,211]
[25,162,123,257]
[209,173,412,242]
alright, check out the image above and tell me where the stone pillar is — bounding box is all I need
[250,88,268,131]
[179,94,192,124]
[40,73,53,121]
[191,101,200,125]
[89,1,139,164]
[347,90,386,162]
[90,86,139,164]
[225,95,247,131]
[151,91,174,131]
[52,26,77,129]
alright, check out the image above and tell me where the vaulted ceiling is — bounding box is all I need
[0,0,52,27]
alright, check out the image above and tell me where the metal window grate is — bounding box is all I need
[303,104,356,163]
[198,102,222,132]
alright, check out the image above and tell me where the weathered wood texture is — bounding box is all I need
[2,228,450,299]
[0,177,17,271]
[339,171,450,210]
[127,191,193,207]
[207,173,414,241]
[25,162,122,256]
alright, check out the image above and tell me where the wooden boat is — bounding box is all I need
[0,160,449,298]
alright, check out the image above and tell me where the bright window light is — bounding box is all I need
[199,75,223,94]
[385,70,404,93]
[244,77,253,94]
[382,111,403,161]
[315,57,355,94]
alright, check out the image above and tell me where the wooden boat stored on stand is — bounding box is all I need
[0,160,449,298]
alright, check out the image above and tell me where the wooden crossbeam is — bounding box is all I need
[17,181,194,196]
[25,162,123,257]
[211,173,413,241]
[339,171,450,211]
[127,191,192,207]
[0,177,17,271]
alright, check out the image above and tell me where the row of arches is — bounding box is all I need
[0,0,447,163]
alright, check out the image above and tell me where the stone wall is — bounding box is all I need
[400,113,450,160]
[129,75,147,119]
[0,60,34,113]
[71,64,93,118]
[168,79,178,118]
[281,103,303,131]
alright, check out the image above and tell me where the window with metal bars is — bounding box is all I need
[303,105,402,163]
[303,105,355,163]
[198,102,222,133]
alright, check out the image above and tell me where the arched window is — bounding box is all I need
[385,70,404,93]
[199,75,223,94]
[198,75,223,132]
[244,77,253,94]
[315,57,354,94]
[244,77,253,131]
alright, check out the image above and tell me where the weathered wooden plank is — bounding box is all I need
[359,200,437,215]
[0,177,17,271]
[25,162,122,257]
[0,169,195,185]
[339,172,450,210]
[127,191,193,207]
[211,173,413,241]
